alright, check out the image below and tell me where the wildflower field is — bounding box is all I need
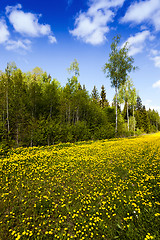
[0,133,160,240]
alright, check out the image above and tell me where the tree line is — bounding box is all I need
[0,61,159,148]
[0,36,160,148]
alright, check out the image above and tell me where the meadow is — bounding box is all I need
[0,133,160,240]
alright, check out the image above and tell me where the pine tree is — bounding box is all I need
[136,96,143,110]
[91,86,99,102]
[100,85,109,108]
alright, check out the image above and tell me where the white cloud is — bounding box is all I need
[152,56,160,68]
[121,0,160,30]
[122,30,151,56]
[6,4,57,42]
[151,105,160,113]
[88,0,125,14]
[144,99,160,113]
[48,35,57,44]
[152,80,160,88]
[150,48,160,67]
[70,0,125,45]
[150,49,159,56]
[5,39,31,51]
[152,9,160,31]
[0,19,10,44]
[0,4,57,51]
[0,17,31,52]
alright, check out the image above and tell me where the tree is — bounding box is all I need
[43,77,60,119]
[130,86,137,135]
[142,106,150,133]
[135,97,151,133]
[136,96,143,110]
[91,85,99,102]
[119,78,132,131]
[10,68,28,146]
[62,59,80,124]
[4,62,17,140]
[67,59,80,77]
[148,109,160,132]
[118,77,137,132]
[103,35,136,134]
[100,85,109,108]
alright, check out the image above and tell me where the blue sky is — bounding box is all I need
[0,0,160,113]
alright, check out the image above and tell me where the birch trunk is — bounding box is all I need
[127,101,129,131]
[68,104,71,124]
[76,107,79,123]
[16,126,19,147]
[133,106,135,136]
[115,86,118,134]
[50,103,52,118]
[6,85,9,137]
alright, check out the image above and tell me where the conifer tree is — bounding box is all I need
[100,85,109,108]
[91,85,99,102]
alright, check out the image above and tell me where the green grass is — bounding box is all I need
[0,133,160,239]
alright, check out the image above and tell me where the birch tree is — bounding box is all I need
[130,86,137,135]
[66,59,80,123]
[103,35,136,134]
[118,77,136,131]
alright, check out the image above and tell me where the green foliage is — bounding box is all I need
[67,58,80,77]
[91,85,99,102]
[129,116,136,133]
[117,112,126,136]
[103,35,137,133]
[148,109,160,131]
[100,85,109,108]
[117,77,137,132]
[72,121,91,141]
[135,107,151,133]
[0,60,159,148]
[104,106,116,123]
[92,124,115,140]
[136,96,143,110]
[103,36,136,89]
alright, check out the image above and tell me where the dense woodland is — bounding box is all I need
[0,60,160,148]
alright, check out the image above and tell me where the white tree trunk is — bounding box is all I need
[115,86,118,134]
[127,101,129,131]
[16,126,19,147]
[6,86,9,136]
[133,106,135,136]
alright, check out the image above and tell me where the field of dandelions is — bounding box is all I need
[0,133,160,240]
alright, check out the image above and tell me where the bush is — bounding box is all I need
[92,123,115,140]
[72,121,91,141]
[136,128,144,136]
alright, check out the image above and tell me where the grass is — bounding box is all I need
[0,133,160,239]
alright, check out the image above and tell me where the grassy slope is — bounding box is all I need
[0,133,160,240]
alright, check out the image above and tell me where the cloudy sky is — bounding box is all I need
[0,0,160,112]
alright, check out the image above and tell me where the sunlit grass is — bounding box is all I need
[0,133,160,239]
